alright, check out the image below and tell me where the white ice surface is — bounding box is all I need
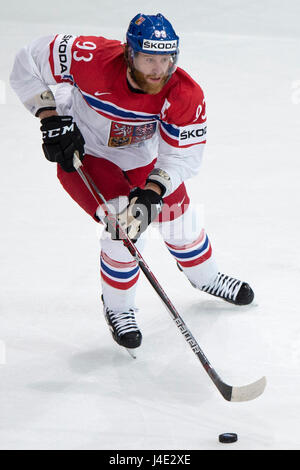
[1,0,300,450]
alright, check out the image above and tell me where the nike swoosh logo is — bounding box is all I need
[94,91,112,96]
[177,197,186,207]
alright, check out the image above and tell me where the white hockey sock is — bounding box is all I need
[165,229,218,289]
[158,205,218,289]
[100,233,145,311]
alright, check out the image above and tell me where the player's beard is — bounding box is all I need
[129,67,169,95]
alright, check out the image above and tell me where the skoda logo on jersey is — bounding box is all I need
[142,39,178,52]
[58,35,73,73]
[178,123,207,146]
[180,127,207,140]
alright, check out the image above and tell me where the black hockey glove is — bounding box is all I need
[106,188,163,241]
[40,115,85,172]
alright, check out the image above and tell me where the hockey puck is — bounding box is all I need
[218,433,238,443]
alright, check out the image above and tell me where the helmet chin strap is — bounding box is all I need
[127,67,144,91]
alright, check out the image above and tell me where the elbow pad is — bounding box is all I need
[146,168,172,197]
[24,90,56,116]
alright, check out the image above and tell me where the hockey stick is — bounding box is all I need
[73,153,266,402]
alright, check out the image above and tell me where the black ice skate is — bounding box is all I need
[102,297,142,350]
[176,264,254,305]
[201,272,254,305]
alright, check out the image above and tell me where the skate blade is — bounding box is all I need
[126,348,137,359]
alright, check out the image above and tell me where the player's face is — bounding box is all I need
[131,52,173,94]
[134,53,172,79]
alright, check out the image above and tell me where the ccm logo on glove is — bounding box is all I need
[40,115,85,172]
[41,121,75,139]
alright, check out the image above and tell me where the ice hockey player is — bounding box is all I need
[10,13,254,352]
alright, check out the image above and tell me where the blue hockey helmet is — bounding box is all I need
[126,13,179,56]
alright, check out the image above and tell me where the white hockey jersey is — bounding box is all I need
[10,34,207,195]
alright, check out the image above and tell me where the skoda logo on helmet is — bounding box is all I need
[142,39,178,52]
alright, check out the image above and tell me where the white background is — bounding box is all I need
[1,0,300,450]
